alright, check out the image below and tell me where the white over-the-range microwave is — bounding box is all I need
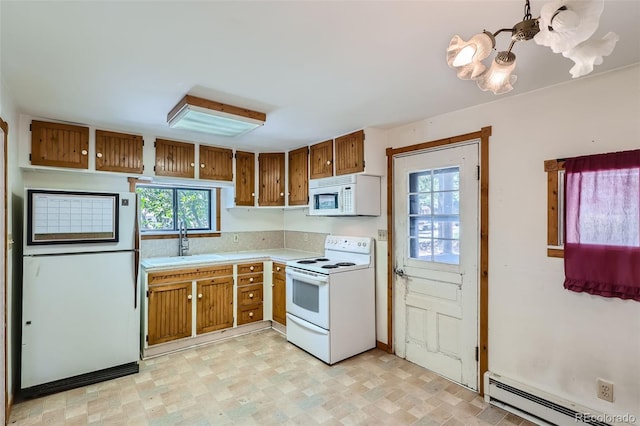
[308,174,380,216]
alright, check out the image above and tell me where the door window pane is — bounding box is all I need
[408,167,460,264]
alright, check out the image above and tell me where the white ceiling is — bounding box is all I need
[2,1,639,151]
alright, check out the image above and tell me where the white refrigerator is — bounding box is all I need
[21,189,140,396]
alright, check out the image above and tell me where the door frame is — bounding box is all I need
[1,117,8,421]
[386,126,491,394]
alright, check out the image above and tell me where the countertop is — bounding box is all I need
[140,248,322,270]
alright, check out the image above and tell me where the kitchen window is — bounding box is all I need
[137,185,220,235]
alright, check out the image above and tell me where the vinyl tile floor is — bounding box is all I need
[9,329,533,425]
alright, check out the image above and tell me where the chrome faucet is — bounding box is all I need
[178,221,189,256]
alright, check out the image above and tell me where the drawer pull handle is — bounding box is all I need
[250,266,254,271]
[249,312,254,317]
[249,277,254,282]
[249,293,254,298]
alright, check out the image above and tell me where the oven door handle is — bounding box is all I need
[286,314,329,335]
[286,269,328,285]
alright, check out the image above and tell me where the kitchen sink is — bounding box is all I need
[141,254,226,268]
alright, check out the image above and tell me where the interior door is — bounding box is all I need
[393,142,479,389]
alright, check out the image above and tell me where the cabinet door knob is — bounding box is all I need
[200,163,205,168]
[251,192,255,197]
[249,293,254,298]
[190,162,195,167]
[198,293,203,299]
[187,294,192,300]
[326,160,331,165]
[81,150,88,156]
[249,266,254,271]
[96,152,103,158]
[280,192,284,196]
[249,312,254,317]
[276,267,281,271]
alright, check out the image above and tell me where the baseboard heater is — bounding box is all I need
[484,372,614,426]
[20,362,139,399]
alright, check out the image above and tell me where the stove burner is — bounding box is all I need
[315,258,330,261]
[297,260,317,264]
[321,264,339,269]
[335,262,356,267]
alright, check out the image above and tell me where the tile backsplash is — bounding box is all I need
[140,230,326,258]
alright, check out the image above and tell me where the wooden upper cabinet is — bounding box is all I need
[309,139,333,179]
[154,139,195,178]
[95,130,143,174]
[30,120,89,169]
[259,153,285,206]
[288,147,309,206]
[335,130,364,176]
[235,151,255,206]
[199,145,233,181]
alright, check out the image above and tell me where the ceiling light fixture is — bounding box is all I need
[446,0,618,95]
[167,95,266,137]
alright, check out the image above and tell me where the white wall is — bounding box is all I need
[291,65,640,420]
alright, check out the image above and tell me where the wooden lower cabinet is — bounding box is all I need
[196,276,233,334]
[272,262,286,325]
[237,262,264,325]
[147,281,192,345]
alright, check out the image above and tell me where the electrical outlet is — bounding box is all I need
[378,229,388,241]
[233,234,239,243]
[597,379,614,402]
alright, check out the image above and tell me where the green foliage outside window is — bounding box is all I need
[137,185,214,232]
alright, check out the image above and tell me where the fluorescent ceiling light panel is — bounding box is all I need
[167,95,266,137]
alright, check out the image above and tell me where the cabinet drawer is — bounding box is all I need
[148,264,233,285]
[237,284,263,306]
[237,304,263,325]
[237,272,263,286]
[237,262,263,275]
[273,262,286,278]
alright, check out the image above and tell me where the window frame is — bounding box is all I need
[135,183,221,240]
[545,159,566,258]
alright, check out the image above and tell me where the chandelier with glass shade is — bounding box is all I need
[446,0,619,95]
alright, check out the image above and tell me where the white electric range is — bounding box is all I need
[285,235,376,364]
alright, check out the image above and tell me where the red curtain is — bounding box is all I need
[564,149,640,301]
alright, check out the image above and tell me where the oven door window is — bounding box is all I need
[292,279,320,313]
